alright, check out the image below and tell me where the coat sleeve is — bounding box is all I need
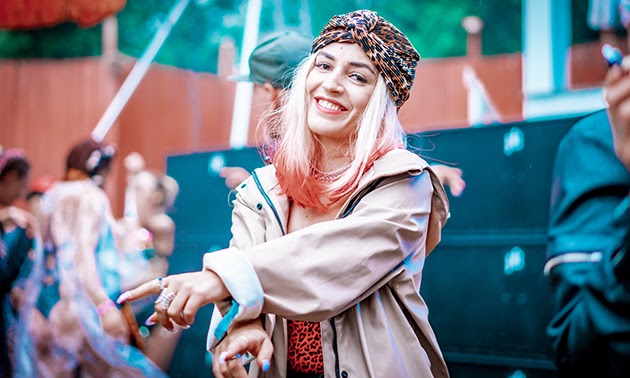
[547,208,630,376]
[546,111,630,376]
[203,170,433,322]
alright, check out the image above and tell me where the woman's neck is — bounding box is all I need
[318,143,352,173]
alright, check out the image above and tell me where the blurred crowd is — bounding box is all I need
[0,140,179,377]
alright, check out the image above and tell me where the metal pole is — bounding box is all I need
[229,0,262,149]
[92,0,191,142]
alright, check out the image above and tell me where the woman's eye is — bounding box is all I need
[315,62,332,70]
[351,74,367,83]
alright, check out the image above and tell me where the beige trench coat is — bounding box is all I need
[204,148,450,378]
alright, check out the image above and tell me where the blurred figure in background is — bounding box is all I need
[545,61,630,376]
[6,175,56,378]
[118,152,179,292]
[13,139,166,377]
[25,175,56,221]
[220,30,311,189]
[0,147,34,377]
[117,152,180,371]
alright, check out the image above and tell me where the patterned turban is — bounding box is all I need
[311,10,420,109]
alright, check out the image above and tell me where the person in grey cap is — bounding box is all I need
[221,30,311,189]
[231,30,312,91]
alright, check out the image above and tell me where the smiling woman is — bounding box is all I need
[119,9,450,378]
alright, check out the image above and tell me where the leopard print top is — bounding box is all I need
[287,320,324,374]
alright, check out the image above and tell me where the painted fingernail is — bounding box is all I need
[262,359,270,371]
[235,353,242,359]
[116,291,131,304]
[218,352,228,364]
[144,318,156,326]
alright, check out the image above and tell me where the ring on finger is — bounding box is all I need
[161,290,176,310]
[156,276,165,291]
[154,288,167,304]
[154,288,174,306]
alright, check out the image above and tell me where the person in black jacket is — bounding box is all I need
[545,62,630,377]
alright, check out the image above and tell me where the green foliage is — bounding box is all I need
[0,23,101,59]
[0,0,601,70]
[117,0,245,73]
[309,0,522,58]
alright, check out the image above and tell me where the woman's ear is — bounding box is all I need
[262,82,276,94]
[262,83,284,106]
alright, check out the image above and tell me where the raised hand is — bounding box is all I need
[431,165,466,197]
[219,167,250,191]
[604,63,630,171]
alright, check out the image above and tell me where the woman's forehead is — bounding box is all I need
[317,42,375,68]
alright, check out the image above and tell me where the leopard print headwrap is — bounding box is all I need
[311,10,420,109]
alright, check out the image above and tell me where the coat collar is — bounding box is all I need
[253,148,430,195]
[246,148,449,255]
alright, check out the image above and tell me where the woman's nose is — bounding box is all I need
[322,73,344,94]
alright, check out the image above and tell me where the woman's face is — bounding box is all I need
[306,42,378,149]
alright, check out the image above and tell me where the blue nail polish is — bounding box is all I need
[603,44,623,67]
[262,359,270,371]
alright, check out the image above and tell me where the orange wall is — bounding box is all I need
[0,58,236,214]
[0,57,122,205]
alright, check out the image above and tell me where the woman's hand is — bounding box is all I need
[219,167,250,191]
[213,319,273,378]
[117,271,230,331]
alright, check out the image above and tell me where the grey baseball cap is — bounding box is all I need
[230,30,312,89]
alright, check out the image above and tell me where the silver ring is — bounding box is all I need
[162,291,176,310]
[154,288,169,305]
[157,276,165,290]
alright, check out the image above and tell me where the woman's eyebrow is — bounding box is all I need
[320,51,335,60]
[349,61,375,74]
[319,51,376,74]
